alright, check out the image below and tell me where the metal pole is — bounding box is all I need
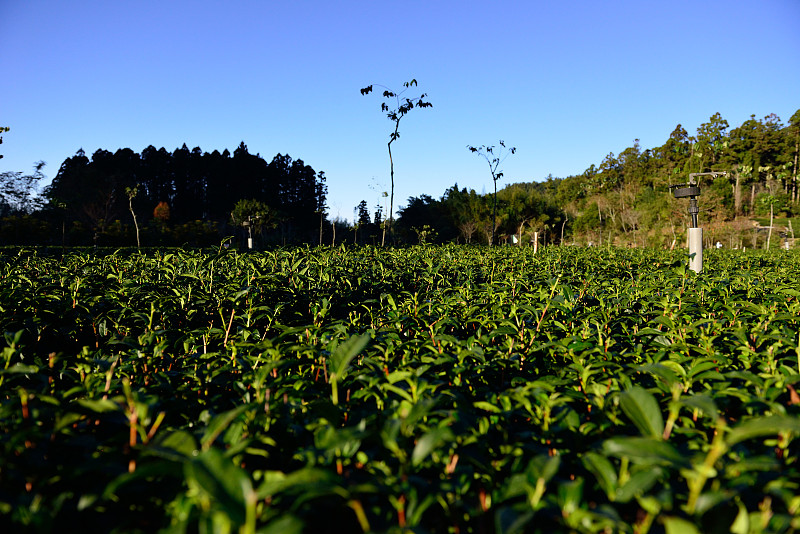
[688,227,703,273]
[688,198,699,229]
[244,217,253,249]
[671,172,727,275]
[688,197,702,272]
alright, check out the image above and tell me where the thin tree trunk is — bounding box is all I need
[387,140,394,241]
[491,178,498,246]
[793,138,799,203]
[128,198,140,248]
[597,203,603,246]
[766,203,774,249]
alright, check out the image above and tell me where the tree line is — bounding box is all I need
[1,142,327,246]
[2,108,799,248]
[559,110,800,248]
[354,109,798,248]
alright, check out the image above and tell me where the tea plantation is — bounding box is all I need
[1,245,799,533]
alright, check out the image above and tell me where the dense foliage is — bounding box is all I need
[4,109,799,249]
[2,245,799,533]
[2,143,327,246]
[392,110,800,247]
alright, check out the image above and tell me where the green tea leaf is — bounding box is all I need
[663,516,701,534]
[0,363,39,374]
[261,515,304,534]
[256,468,338,498]
[679,395,719,421]
[619,386,664,438]
[473,401,502,413]
[76,398,121,413]
[150,430,199,459]
[636,363,679,387]
[527,454,561,482]
[201,404,251,449]
[603,437,690,468]
[330,334,370,378]
[185,448,253,526]
[727,415,800,446]
[615,469,662,503]
[581,452,617,498]
[411,427,454,466]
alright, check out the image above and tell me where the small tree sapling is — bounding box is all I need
[361,79,432,241]
[467,141,516,245]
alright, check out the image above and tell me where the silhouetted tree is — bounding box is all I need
[467,141,516,245]
[140,145,173,216]
[396,194,457,243]
[44,149,124,232]
[355,200,371,227]
[361,79,432,240]
[43,144,327,245]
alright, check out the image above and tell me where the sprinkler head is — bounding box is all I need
[669,183,701,228]
[672,185,701,199]
[669,172,726,229]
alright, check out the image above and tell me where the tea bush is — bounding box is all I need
[1,245,799,533]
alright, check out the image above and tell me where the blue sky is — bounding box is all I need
[2,0,799,222]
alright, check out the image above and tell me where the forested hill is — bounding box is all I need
[393,110,800,248]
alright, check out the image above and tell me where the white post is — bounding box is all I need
[688,227,703,273]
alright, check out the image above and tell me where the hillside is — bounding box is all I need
[394,110,800,249]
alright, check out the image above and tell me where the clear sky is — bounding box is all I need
[2,0,799,222]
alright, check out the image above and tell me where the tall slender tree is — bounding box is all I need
[361,79,432,241]
[467,140,516,245]
[787,109,800,204]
